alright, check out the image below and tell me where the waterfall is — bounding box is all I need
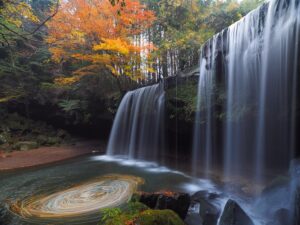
[193,0,300,183]
[106,83,165,162]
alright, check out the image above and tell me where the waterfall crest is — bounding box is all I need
[193,0,300,182]
[106,83,165,162]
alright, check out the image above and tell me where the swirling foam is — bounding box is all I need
[9,174,143,222]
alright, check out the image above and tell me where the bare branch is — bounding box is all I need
[28,0,60,35]
[0,22,28,40]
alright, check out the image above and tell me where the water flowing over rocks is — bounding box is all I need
[8,175,144,224]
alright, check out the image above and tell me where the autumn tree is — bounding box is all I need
[47,0,156,87]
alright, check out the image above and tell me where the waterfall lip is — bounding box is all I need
[92,155,184,175]
[106,82,165,162]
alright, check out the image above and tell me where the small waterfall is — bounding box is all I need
[106,83,165,162]
[193,0,300,183]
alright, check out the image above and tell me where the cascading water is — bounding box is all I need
[193,0,300,183]
[106,83,165,162]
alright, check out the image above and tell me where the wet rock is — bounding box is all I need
[191,190,208,201]
[185,213,203,225]
[266,221,281,225]
[294,187,300,225]
[139,192,191,219]
[140,193,159,208]
[155,193,191,219]
[199,199,220,225]
[273,208,292,225]
[257,176,291,216]
[191,190,221,202]
[135,209,185,225]
[219,199,254,225]
[191,191,221,225]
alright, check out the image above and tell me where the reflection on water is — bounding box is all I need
[0,155,197,225]
[9,175,143,224]
[0,155,273,225]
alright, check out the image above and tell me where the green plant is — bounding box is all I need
[58,99,81,112]
[101,208,122,223]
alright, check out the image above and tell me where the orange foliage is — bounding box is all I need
[47,0,156,82]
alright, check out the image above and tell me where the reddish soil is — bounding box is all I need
[0,141,105,171]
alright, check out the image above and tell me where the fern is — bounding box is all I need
[58,99,81,112]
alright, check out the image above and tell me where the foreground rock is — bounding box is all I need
[102,202,185,225]
[187,190,220,225]
[219,200,254,225]
[185,213,203,225]
[139,192,191,219]
[294,187,300,225]
[136,209,185,225]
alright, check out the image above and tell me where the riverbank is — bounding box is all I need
[0,141,105,171]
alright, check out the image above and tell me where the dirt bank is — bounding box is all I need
[0,141,105,171]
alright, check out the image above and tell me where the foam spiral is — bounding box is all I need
[9,174,143,223]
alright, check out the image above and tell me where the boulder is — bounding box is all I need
[155,192,191,219]
[139,192,191,219]
[191,191,221,225]
[140,192,159,208]
[294,187,300,225]
[36,135,48,145]
[273,208,292,225]
[191,190,220,202]
[0,133,9,145]
[14,141,38,151]
[185,213,203,225]
[46,137,61,145]
[135,209,185,225]
[200,201,220,225]
[219,200,254,225]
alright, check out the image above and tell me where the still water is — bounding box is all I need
[0,155,275,225]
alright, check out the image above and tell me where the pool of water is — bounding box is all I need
[0,154,275,225]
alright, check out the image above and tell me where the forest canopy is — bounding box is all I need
[0,0,263,120]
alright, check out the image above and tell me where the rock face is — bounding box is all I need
[15,141,38,151]
[219,200,254,225]
[273,208,292,225]
[185,213,203,225]
[294,187,300,225]
[190,191,221,225]
[139,192,191,219]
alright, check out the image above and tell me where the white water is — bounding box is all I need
[106,83,165,162]
[193,0,300,183]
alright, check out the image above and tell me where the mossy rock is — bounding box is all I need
[122,202,149,214]
[0,132,9,145]
[14,141,39,151]
[36,135,48,145]
[136,209,185,225]
[102,202,185,225]
[46,137,62,145]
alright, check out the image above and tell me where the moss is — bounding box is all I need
[166,80,198,122]
[136,209,185,225]
[101,202,185,225]
[0,113,69,151]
